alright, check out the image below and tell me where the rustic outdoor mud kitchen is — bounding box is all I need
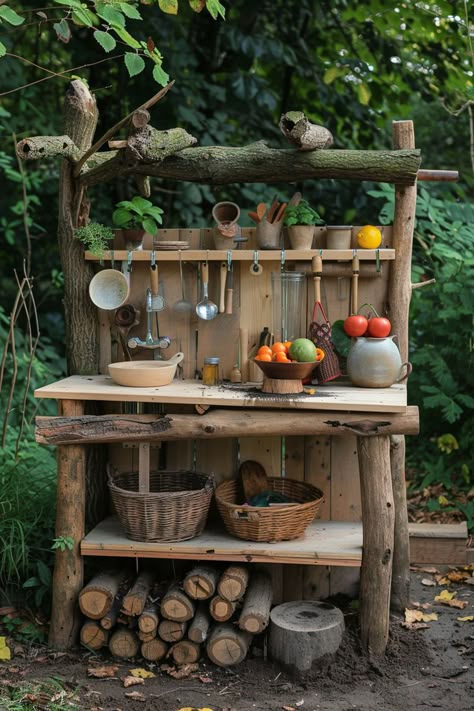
[17,81,463,667]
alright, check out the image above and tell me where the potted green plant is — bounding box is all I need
[75,222,115,259]
[283,199,325,250]
[112,196,164,249]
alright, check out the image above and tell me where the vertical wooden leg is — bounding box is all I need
[49,399,86,649]
[390,434,410,611]
[357,435,394,657]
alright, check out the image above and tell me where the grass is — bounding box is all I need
[0,677,80,710]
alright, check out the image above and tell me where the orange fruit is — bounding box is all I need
[316,348,325,362]
[356,225,382,249]
[274,352,291,362]
[284,341,292,351]
[271,342,287,354]
[255,353,272,362]
[257,345,272,357]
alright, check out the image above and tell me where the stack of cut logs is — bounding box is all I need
[79,565,273,667]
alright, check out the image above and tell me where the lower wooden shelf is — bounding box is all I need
[81,518,469,567]
[81,516,363,567]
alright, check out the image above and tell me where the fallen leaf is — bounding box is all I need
[282,706,296,711]
[417,566,439,574]
[447,571,467,583]
[88,666,120,678]
[405,609,424,623]
[296,702,305,708]
[122,676,144,688]
[0,637,11,661]
[439,599,469,609]
[457,616,474,622]
[128,668,155,679]
[421,612,438,622]
[465,577,474,585]
[421,578,437,587]
[198,675,213,683]
[124,691,146,701]
[434,575,450,585]
[161,662,199,679]
[434,590,456,602]
[401,621,430,630]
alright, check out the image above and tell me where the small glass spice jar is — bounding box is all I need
[202,357,220,386]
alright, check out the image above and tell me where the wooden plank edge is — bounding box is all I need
[84,249,396,262]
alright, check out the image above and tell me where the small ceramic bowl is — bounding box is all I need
[108,353,184,387]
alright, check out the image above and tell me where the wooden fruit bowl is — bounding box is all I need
[253,358,321,381]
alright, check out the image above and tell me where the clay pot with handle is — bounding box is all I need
[347,335,412,388]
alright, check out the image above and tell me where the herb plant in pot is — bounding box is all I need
[112,196,164,250]
[283,200,325,250]
[75,222,115,259]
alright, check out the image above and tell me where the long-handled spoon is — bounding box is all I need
[196,262,218,320]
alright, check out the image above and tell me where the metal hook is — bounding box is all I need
[250,249,263,276]
[353,248,358,258]
[206,249,209,267]
[151,249,156,267]
[227,249,233,269]
[127,251,133,272]
[253,250,259,268]
[280,249,286,271]
[376,248,381,272]
[110,249,115,270]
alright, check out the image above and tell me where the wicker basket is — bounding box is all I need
[108,470,215,543]
[215,477,324,543]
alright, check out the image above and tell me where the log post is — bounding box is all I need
[206,624,252,667]
[183,565,220,600]
[387,119,416,614]
[49,400,86,649]
[79,570,125,620]
[217,566,249,602]
[161,585,196,621]
[209,596,236,623]
[238,570,273,634]
[80,621,109,651]
[141,638,168,661]
[390,435,410,611]
[122,570,155,617]
[188,603,211,644]
[170,640,201,665]
[109,627,140,659]
[357,436,395,657]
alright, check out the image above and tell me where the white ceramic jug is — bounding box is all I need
[347,336,412,388]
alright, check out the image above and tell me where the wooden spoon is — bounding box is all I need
[240,460,269,502]
[256,202,267,221]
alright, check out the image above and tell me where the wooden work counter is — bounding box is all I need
[35,376,419,657]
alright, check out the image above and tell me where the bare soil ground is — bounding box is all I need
[1,568,473,711]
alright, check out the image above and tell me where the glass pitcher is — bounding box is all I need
[271,271,306,343]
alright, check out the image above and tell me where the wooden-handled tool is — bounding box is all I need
[219,262,227,313]
[312,254,322,304]
[273,201,287,223]
[225,263,233,315]
[351,253,359,314]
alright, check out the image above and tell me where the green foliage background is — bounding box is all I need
[0,0,473,610]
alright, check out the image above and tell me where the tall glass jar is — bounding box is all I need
[202,357,220,386]
[271,271,306,343]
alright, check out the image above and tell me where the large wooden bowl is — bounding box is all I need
[253,358,321,381]
[108,353,184,387]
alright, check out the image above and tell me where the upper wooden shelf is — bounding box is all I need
[85,249,395,262]
[35,376,408,413]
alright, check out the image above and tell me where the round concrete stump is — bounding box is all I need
[269,600,345,675]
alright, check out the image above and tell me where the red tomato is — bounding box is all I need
[367,317,391,338]
[343,315,368,337]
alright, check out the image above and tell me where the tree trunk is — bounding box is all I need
[170,640,201,665]
[158,619,187,642]
[109,627,140,659]
[206,624,252,667]
[79,569,125,620]
[357,436,395,657]
[238,570,273,634]
[80,621,109,651]
[161,585,195,622]
[141,638,168,661]
[209,596,236,622]
[183,565,220,600]
[58,80,99,375]
[121,570,155,617]
[188,603,211,644]
[217,566,250,602]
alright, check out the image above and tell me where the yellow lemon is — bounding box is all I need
[356,225,382,249]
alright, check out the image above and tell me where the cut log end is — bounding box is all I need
[206,624,251,667]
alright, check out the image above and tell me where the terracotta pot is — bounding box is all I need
[120,229,145,251]
[288,225,315,250]
[212,201,241,249]
[256,220,283,250]
[326,226,352,249]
